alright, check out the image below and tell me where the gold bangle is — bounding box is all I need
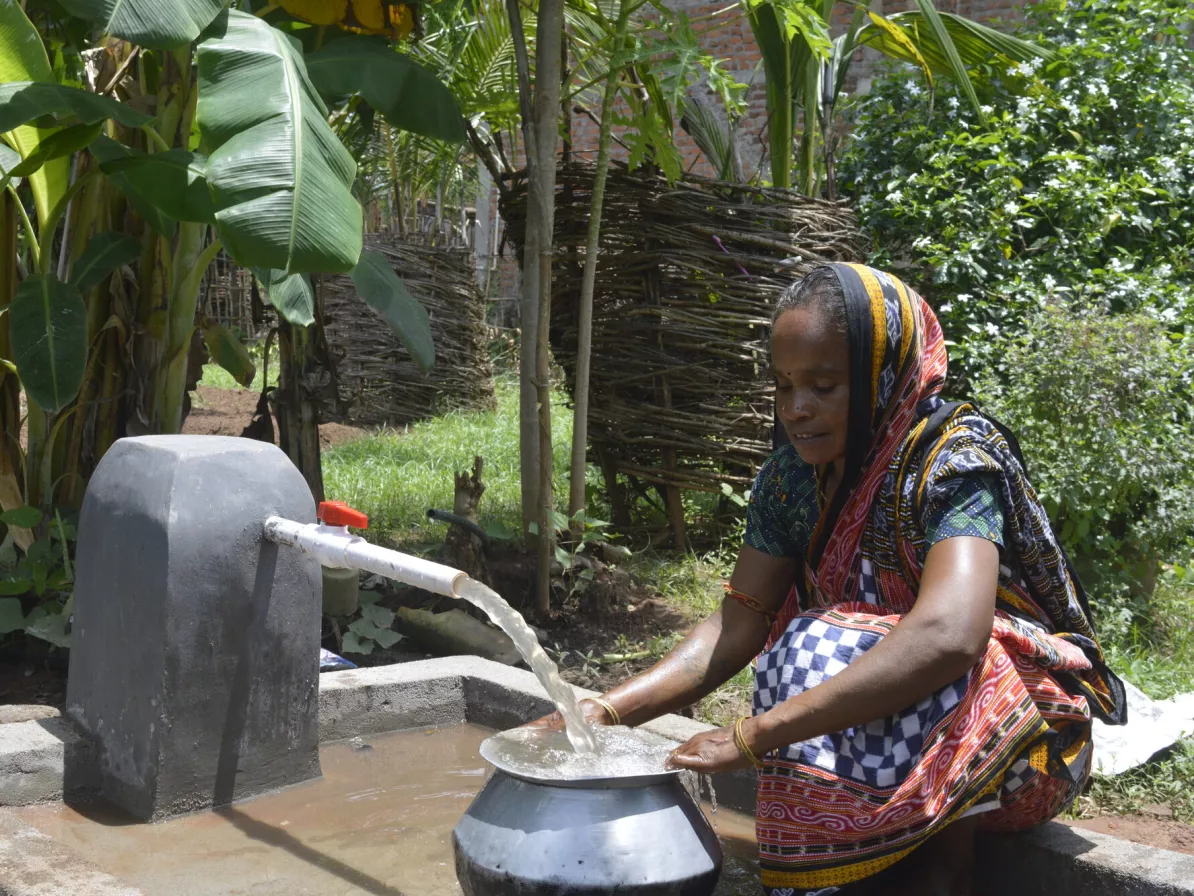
[589,697,621,726]
[734,715,764,768]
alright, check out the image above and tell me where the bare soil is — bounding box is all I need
[1064,813,1194,856]
[183,386,367,450]
[0,660,66,709]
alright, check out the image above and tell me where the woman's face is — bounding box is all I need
[771,304,850,469]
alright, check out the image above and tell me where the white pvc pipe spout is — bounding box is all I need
[264,516,467,598]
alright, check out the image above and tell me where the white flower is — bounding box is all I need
[957,293,973,302]
[1003,201,1018,214]
[1043,275,1057,291]
[947,96,960,110]
[985,322,1000,337]
[1109,98,1118,110]
[885,189,904,202]
[939,303,953,314]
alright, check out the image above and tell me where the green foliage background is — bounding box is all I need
[841,0,1194,631]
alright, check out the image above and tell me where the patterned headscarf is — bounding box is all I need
[770,263,1125,724]
[805,263,948,601]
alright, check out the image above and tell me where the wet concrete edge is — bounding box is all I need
[2,655,1192,896]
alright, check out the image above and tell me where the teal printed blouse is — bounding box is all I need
[744,444,1005,560]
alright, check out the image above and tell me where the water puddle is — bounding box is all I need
[19,725,760,895]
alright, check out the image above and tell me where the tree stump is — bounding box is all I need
[444,455,491,586]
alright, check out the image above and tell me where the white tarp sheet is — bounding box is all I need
[1092,679,1194,775]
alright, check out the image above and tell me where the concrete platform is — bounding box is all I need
[1,655,1192,896]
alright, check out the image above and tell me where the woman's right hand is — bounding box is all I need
[522,698,615,730]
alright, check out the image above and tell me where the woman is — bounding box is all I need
[532,263,1125,895]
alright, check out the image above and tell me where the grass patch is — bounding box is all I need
[197,363,247,391]
[323,376,573,546]
[1069,567,1194,820]
[1101,568,1194,700]
[197,342,279,391]
[1075,739,1194,823]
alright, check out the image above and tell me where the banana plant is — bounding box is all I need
[0,0,464,643]
[740,0,1054,194]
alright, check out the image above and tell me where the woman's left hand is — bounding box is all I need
[666,726,755,773]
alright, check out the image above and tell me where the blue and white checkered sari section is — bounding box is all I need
[754,612,971,789]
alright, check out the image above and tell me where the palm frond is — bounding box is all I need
[679,93,744,183]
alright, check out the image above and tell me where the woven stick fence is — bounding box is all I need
[320,235,495,427]
[502,163,860,523]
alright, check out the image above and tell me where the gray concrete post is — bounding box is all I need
[65,436,322,821]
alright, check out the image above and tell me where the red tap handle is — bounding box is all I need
[318,501,369,529]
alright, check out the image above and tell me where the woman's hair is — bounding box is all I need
[772,266,848,333]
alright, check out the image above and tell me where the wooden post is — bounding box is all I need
[645,246,686,551]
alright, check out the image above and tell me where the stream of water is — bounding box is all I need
[455,578,597,753]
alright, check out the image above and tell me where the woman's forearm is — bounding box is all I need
[747,538,999,757]
[747,613,981,755]
[601,606,768,727]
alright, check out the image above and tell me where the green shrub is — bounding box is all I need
[840,0,1194,383]
[974,306,1194,636]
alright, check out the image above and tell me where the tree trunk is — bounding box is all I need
[568,0,633,533]
[506,0,542,547]
[443,456,491,585]
[275,320,324,503]
[531,0,565,616]
[0,193,26,533]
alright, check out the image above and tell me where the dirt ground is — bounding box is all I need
[183,385,366,449]
[1065,813,1194,856]
[0,662,66,709]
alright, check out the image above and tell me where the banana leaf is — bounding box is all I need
[254,268,315,326]
[9,274,87,414]
[202,321,256,388]
[69,231,142,293]
[0,81,152,132]
[350,249,434,373]
[0,0,69,226]
[8,120,101,178]
[90,136,216,226]
[56,0,228,50]
[306,35,467,143]
[196,10,362,275]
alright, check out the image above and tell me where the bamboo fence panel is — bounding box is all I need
[502,163,860,498]
[320,235,495,427]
